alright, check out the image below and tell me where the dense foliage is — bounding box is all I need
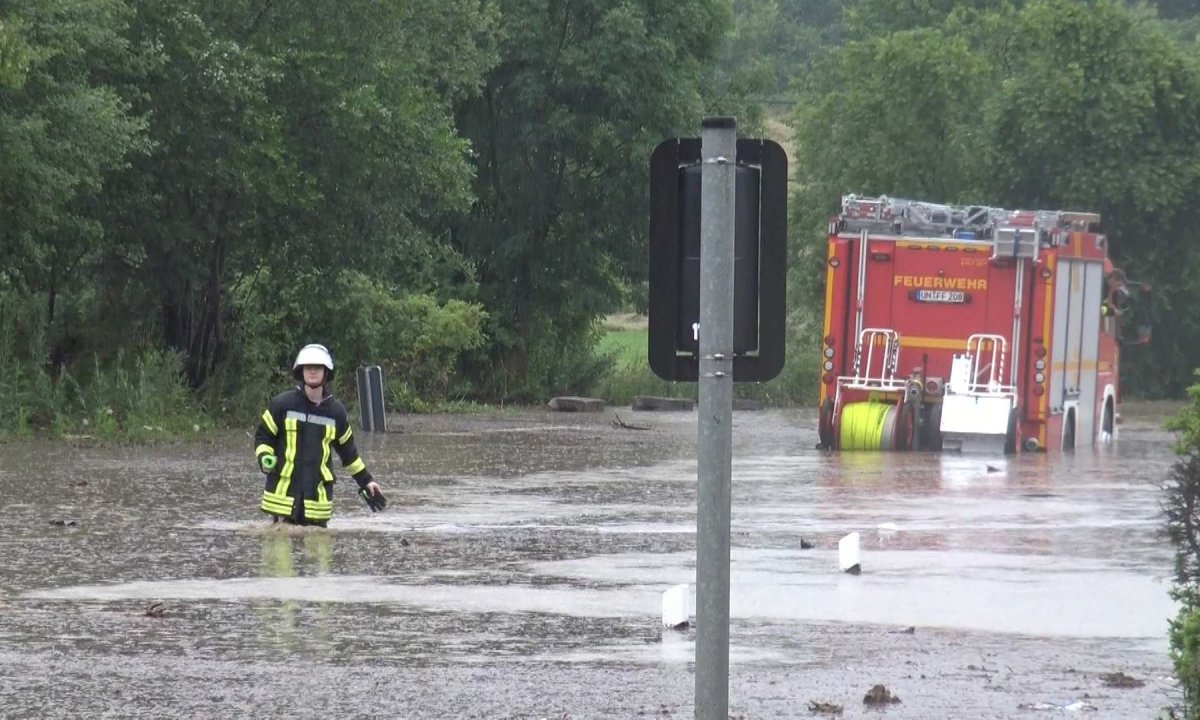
[1167,375,1200,716]
[790,0,1200,396]
[1,0,1198,436]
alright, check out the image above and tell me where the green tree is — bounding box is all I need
[0,0,145,324]
[980,0,1200,395]
[1155,0,1198,20]
[789,26,992,318]
[789,0,1200,396]
[95,0,498,388]
[453,0,728,398]
[845,0,1020,37]
[1165,374,1200,716]
[0,14,32,88]
[718,1,847,99]
[90,1,296,387]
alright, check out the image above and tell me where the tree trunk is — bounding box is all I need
[161,237,229,389]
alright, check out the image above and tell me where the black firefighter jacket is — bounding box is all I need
[253,387,373,522]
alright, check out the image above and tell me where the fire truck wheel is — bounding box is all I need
[818,399,835,449]
[919,403,943,451]
[1063,412,1076,452]
[894,400,917,452]
[1101,400,1115,437]
[1004,408,1018,455]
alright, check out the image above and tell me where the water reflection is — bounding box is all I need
[254,529,335,656]
[0,408,1180,718]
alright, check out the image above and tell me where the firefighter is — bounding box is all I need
[253,343,386,526]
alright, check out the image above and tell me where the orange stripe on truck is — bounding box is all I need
[820,243,837,406]
[901,336,969,351]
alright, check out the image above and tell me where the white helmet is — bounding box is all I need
[293,343,334,384]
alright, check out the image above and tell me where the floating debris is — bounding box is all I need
[808,700,843,715]
[48,519,77,527]
[144,602,167,618]
[612,414,651,431]
[863,684,901,705]
[1101,672,1145,688]
[800,538,815,550]
[1019,700,1099,712]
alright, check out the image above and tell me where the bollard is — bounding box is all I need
[839,531,861,575]
[662,583,690,629]
[355,365,387,432]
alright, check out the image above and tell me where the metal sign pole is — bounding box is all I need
[695,116,736,720]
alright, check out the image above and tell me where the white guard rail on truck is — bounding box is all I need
[940,335,1016,453]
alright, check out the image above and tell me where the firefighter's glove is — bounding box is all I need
[359,487,387,512]
[259,454,278,474]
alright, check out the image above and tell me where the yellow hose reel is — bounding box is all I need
[838,400,914,451]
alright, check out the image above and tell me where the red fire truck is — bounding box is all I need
[817,194,1149,454]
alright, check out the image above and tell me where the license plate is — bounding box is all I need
[914,290,967,304]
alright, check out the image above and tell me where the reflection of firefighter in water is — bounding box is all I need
[254,344,386,527]
[258,531,335,652]
[261,530,333,577]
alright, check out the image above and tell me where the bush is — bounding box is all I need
[1172,566,1200,713]
[236,270,489,413]
[0,288,206,439]
[525,316,612,400]
[589,327,819,408]
[1166,372,1200,716]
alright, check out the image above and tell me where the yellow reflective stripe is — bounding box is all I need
[338,425,353,445]
[261,409,278,435]
[345,457,366,475]
[262,494,292,511]
[261,491,294,516]
[280,418,299,480]
[320,424,334,482]
[255,444,274,457]
[303,498,333,521]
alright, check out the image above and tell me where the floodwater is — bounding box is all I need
[0,405,1182,718]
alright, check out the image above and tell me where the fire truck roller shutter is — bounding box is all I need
[839,401,915,451]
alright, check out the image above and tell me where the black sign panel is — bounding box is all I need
[648,137,787,382]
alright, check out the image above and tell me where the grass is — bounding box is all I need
[597,329,648,369]
[591,310,821,407]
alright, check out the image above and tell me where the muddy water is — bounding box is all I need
[0,407,1181,718]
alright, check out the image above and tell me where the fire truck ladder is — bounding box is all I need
[839,195,1102,240]
[950,334,1015,395]
[832,328,912,450]
[940,334,1018,452]
[836,328,907,399]
[839,195,1006,236]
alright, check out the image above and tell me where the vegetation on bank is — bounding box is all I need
[1166,373,1200,717]
[592,316,819,408]
[3,0,1199,438]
